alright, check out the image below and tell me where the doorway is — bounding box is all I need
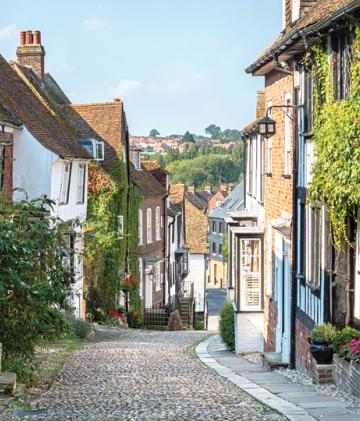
[275,232,291,364]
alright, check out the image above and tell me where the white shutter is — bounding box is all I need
[60,162,71,204]
[147,208,152,243]
[139,209,143,245]
[76,164,85,203]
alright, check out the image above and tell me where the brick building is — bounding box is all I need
[241,0,360,373]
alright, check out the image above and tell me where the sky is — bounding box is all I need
[0,0,281,136]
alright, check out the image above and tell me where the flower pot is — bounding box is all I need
[309,338,334,364]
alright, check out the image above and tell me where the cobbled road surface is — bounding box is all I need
[28,330,284,420]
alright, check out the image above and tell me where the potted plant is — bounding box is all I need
[309,323,337,364]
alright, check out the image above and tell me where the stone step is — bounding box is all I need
[0,372,17,395]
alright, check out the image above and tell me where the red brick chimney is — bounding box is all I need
[16,30,45,79]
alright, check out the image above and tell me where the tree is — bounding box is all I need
[221,129,243,142]
[182,131,195,143]
[205,124,222,139]
[0,195,75,358]
[149,129,160,138]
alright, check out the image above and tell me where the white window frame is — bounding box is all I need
[305,138,315,187]
[139,258,143,299]
[155,264,161,291]
[305,205,322,286]
[76,163,86,204]
[147,208,152,243]
[60,161,72,204]
[79,139,104,161]
[284,93,292,176]
[292,0,300,22]
[139,209,143,245]
[155,206,161,240]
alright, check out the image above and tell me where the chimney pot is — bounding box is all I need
[19,31,26,46]
[204,185,212,194]
[114,97,121,102]
[25,31,32,45]
[188,186,195,194]
[33,31,41,45]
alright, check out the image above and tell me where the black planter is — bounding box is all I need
[309,338,334,364]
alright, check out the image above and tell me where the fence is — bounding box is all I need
[144,307,170,327]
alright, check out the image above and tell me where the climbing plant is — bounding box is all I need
[308,23,360,248]
[84,154,142,323]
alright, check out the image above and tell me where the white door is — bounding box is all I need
[275,232,284,352]
[275,232,291,363]
[240,238,262,312]
[145,273,153,307]
[282,240,291,364]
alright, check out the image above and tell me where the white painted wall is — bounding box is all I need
[187,253,206,312]
[13,127,55,201]
[12,126,89,319]
[51,159,88,223]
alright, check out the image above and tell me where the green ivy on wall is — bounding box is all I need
[308,23,360,248]
[84,155,142,323]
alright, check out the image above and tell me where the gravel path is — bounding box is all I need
[26,330,283,420]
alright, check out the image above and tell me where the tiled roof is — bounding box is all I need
[0,56,91,159]
[130,165,167,198]
[169,184,185,205]
[209,182,245,219]
[11,60,126,170]
[247,0,359,74]
[185,190,212,211]
[243,118,261,135]
[70,101,126,170]
[185,197,208,254]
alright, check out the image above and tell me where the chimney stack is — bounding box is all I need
[16,30,45,79]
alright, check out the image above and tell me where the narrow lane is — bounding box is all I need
[207,288,227,331]
[27,331,283,420]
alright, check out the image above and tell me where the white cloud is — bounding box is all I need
[0,24,16,40]
[82,19,109,31]
[112,79,143,97]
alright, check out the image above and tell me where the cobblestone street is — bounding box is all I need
[24,331,283,420]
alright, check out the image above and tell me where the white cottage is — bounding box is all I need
[0,52,92,318]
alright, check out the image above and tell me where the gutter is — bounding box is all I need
[246,0,360,75]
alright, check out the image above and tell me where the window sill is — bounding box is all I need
[282,174,291,179]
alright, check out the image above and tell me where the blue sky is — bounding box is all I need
[1,0,281,136]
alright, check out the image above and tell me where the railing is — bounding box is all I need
[144,306,170,327]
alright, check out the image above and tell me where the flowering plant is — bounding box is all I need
[338,338,360,362]
[109,310,124,320]
[121,274,138,289]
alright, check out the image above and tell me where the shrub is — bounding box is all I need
[219,301,235,350]
[310,323,337,342]
[71,318,93,339]
[333,327,360,353]
[168,310,183,331]
[195,320,205,330]
[0,195,79,359]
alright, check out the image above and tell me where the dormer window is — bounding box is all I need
[79,139,104,161]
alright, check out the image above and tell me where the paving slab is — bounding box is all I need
[197,335,360,421]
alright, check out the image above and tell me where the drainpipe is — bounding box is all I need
[290,59,300,370]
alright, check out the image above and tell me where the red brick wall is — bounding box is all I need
[139,195,166,306]
[263,69,294,353]
[295,320,314,375]
[263,298,278,352]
